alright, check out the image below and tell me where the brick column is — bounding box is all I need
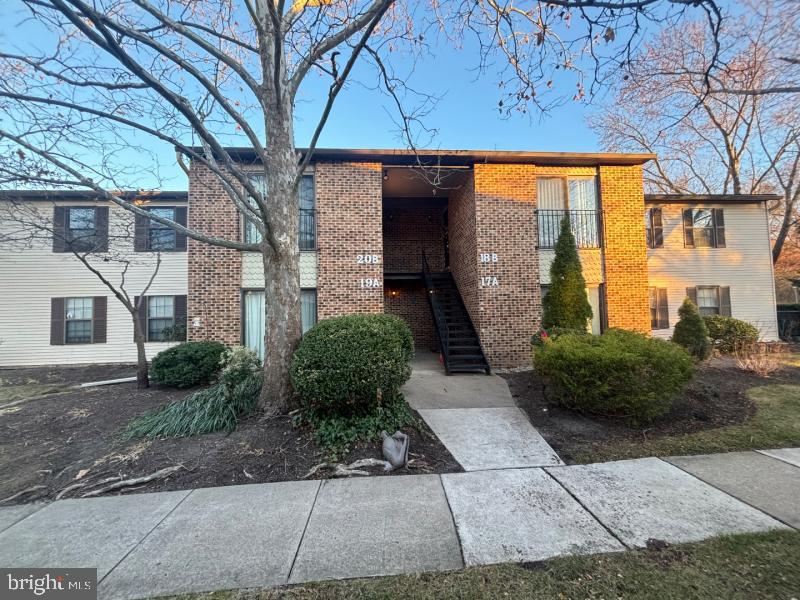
[187,162,242,345]
[599,165,650,332]
[472,164,541,368]
[316,161,384,318]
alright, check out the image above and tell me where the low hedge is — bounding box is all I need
[534,329,694,425]
[703,315,759,353]
[150,341,228,388]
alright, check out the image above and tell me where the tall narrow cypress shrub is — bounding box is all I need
[672,297,712,359]
[542,215,593,331]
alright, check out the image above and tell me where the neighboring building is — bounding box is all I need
[645,194,780,341]
[0,149,781,371]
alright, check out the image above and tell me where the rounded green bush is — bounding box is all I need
[672,298,712,360]
[533,328,694,425]
[150,341,228,388]
[703,315,759,353]
[290,314,411,415]
[368,314,414,361]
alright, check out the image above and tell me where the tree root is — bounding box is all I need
[81,466,182,498]
[303,458,394,479]
[55,476,122,500]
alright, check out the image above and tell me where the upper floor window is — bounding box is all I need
[645,208,663,248]
[53,206,109,253]
[244,174,316,249]
[537,177,600,249]
[683,208,726,248]
[134,206,187,252]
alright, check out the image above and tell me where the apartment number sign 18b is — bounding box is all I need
[357,253,382,289]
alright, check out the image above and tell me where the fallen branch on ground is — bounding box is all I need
[0,485,46,504]
[55,476,123,500]
[303,458,394,479]
[81,466,182,497]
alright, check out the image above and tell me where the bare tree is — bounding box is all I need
[0,198,169,388]
[0,0,722,412]
[591,10,800,263]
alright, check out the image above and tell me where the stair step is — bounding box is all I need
[447,354,486,361]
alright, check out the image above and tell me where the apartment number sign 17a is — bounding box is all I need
[479,251,499,287]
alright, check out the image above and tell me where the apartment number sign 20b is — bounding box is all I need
[357,253,382,289]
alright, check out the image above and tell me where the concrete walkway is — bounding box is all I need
[404,354,562,470]
[1,450,797,600]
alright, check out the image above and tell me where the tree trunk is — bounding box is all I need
[773,196,795,263]
[258,103,301,415]
[132,316,149,389]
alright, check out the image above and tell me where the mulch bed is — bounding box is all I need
[503,356,800,464]
[0,365,461,504]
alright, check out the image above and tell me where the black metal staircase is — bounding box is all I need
[422,255,490,375]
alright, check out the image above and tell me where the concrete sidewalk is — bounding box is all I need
[405,354,562,470]
[1,450,797,600]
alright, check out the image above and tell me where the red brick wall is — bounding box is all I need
[448,175,481,329]
[316,161,384,318]
[382,203,446,272]
[187,163,241,345]
[384,281,439,352]
[473,164,541,368]
[599,165,650,332]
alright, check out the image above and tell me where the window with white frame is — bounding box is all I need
[147,296,175,341]
[696,286,720,316]
[65,297,93,343]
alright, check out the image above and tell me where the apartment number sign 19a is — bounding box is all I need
[356,253,382,290]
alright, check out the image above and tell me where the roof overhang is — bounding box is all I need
[0,190,188,202]
[186,146,656,167]
[645,193,781,204]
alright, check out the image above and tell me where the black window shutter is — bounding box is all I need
[686,287,698,306]
[174,295,187,340]
[92,296,107,343]
[713,209,726,248]
[649,287,657,329]
[658,288,669,329]
[53,207,67,252]
[134,296,148,341]
[645,211,653,248]
[720,286,732,316]
[683,209,695,248]
[95,207,109,252]
[175,207,187,251]
[652,208,663,248]
[50,297,65,345]
[134,212,149,252]
[598,283,608,332]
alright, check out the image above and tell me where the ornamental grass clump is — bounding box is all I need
[534,329,694,425]
[126,346,262,438]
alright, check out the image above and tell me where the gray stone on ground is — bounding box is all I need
[667,451,800,528]
[0,503,46,535]
[0,491,190,577]
[100,481,321,600]
[289,474,462,583]
[441,469,624,566]
[404,355,516,410]
[757,447,800,469]
[418,407,563,470]
[547,458,788,548]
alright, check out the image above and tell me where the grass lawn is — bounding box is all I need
[165,530,800,599]
[572,383,800,463]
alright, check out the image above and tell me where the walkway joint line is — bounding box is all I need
[542,468,631,550]
[437,474,466,568]
[98,489,194,585]
[286,479,323,584]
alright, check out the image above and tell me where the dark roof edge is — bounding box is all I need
[645,193,781,204]
[184,146,656,167]
[0,190,187,202]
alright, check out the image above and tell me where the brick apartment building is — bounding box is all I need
[0,148,780,371]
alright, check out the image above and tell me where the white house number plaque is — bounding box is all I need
[357,253,382,289]
[480,252,499,287]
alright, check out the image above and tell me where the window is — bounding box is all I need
[147,296,175,341]
[688,286,732,317]
[148,207,177,250]
[243,288,318,360]
[537,177,600,248]
[244,174,316,249]
[649,287,669,329]
[66,208,97,251]
[65,297,93,343]
[645,208,663,248]
[683,208,726,248]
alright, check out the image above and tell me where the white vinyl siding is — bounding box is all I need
[0,201,187,366]
[647,202,778,340]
